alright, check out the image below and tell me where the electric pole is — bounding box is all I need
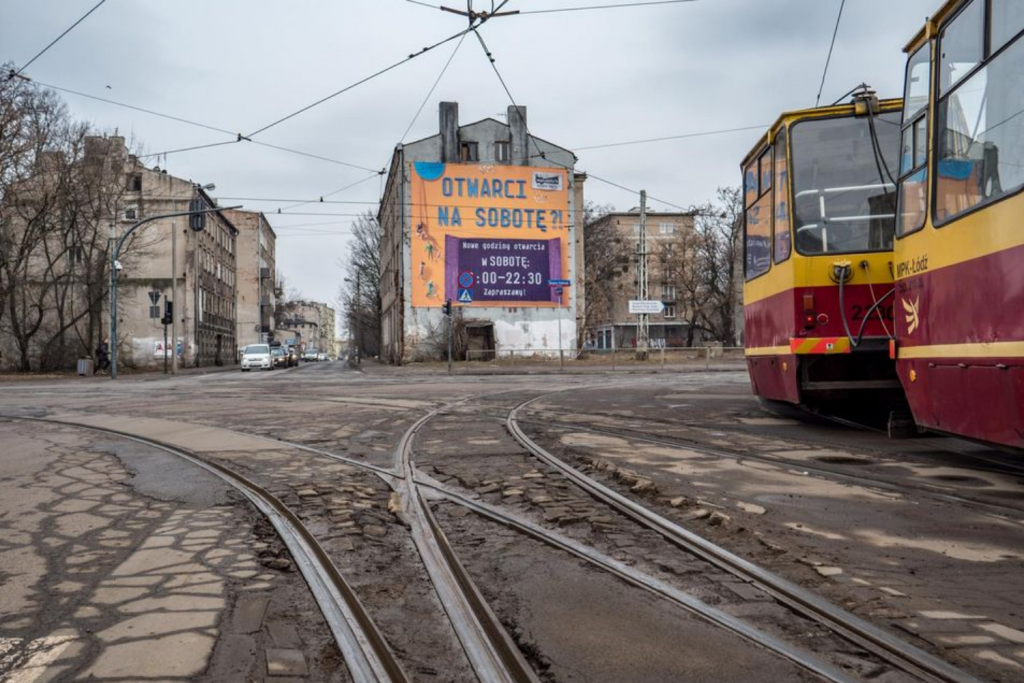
[636,190,649,360]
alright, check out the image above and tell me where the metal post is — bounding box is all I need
[446,312,453,373]
[355,272,361,364]
[636,190,650,360]
[661,345,666,368]
[163,295,169,374]
[558,309,564,371]
[171,215,178,374]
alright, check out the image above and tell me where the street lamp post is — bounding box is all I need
[108,204,240,379]
[344,274,361,364]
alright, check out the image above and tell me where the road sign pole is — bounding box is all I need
[163,296,169,375]
[447,312,453,374]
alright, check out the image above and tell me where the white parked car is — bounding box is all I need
[318,352,329,361]
[241,344,272,371]
[303,348,319,362]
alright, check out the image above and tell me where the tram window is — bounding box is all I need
[773,128,791,264]
[935,33,1024,224]
[745,193,772,279]
[744,160,759,208]
[991,0,1024,54]
[759,151,772,195]
[940,0,983,97]
[903,44,931,122]
[790,113,900,254]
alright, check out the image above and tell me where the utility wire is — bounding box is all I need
[816,0,846,107]
[574,124,767,151]
[29,78,379,171]
[275,173,380,213]
[12,0,107,77]
[405,0,443,8]
[245,25,476,138]
[516,0,697,14]
[472,29,695,213]
[401,31,468,143]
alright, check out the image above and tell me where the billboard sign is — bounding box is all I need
[410,162,569,307]
[629,300,665,314]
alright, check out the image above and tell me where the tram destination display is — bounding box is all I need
[410,162,570,307]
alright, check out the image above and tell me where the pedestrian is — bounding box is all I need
[95,338,110,375]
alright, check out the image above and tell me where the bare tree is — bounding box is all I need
[338,211,382,358]
[581,201,616,340]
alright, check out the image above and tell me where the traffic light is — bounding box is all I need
[161,300,173,326]
[443,299,452,316]
[189,198,206,232]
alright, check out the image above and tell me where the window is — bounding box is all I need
[663,304,677,318]
[935,4,1024,224]
[940,0,984,97]
[127,174,142,192]
[659,222,675,235]
[124,206,137,220]
[790,113,900,253]
[661,284,676,300]
[897,43,932,236]
[495,141,510,162]
[744,148,773,279]
[459,142,479,162]
[633,223,641,235]
[992,0,1024,52]
[773,128,792,263]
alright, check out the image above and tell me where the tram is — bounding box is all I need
[892,0,1024,450]
[742,92,906,415]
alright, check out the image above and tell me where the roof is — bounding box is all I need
[740,97,903,169]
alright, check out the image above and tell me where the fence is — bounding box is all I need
[461,346,746,372]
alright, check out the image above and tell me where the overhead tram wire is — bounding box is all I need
[471,28,695,214]
[815,0,847,107]
[244,25,478,139]
[10,0,108,78]
[26,78,379,172]
[400,31,469,143]
[274,173,380,213]
[515,0,697,15]
[571,124,768,151]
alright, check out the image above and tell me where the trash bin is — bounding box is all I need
[77,358,94,376]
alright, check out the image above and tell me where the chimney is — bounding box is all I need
[508,105,528,165]
[439,101,459,163]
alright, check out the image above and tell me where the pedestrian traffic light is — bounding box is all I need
[189,199,206,231]
[443,299,452,316]
[161,300,173,326]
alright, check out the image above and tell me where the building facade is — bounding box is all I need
[226,209,276,350]
[585,210,697,350]
[117,159,238,368]
[379,102,585,363]
[279,300,335,354]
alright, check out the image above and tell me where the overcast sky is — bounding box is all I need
[1,0,938,309]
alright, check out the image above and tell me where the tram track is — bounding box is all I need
[4,415,410,683]
[505,397,988,683]
[515,414,1024,519]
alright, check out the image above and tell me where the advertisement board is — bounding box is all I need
[409,162,570,308]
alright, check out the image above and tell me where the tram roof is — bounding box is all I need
[904,0,961,53]
[740,98,902,169]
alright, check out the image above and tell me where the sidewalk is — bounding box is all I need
[0,363,240,384]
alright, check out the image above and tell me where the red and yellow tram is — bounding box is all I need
[742,93,906,413]
[892,0,1024,450]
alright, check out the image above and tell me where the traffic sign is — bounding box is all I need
[548,279,571,286]
[629,300,665,314]
[458,288,473,303]
[458,271,475,288]
[554,287,564,296]
[149,291,161,305]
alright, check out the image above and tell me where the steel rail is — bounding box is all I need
[518,415,1024,519]
[415,475,859,683]
[506,400,987,683]
[7,416,409,683]
[395,408,541,683]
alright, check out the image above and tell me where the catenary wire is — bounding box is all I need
[816,0,847,107]
[12,0,107,77]
[472,29,697,213]
[516,0,697,14]
[401,32,469,143]
[573,125,768,151]
[245,25,476,138]
[28,78,379,171]
[275,174,380,213]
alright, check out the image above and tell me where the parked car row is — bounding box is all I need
[241,344,302,371]
[302,348,331,362]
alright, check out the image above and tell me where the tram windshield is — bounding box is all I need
[790,112,901,254]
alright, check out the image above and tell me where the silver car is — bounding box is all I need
[241,344,272,371]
